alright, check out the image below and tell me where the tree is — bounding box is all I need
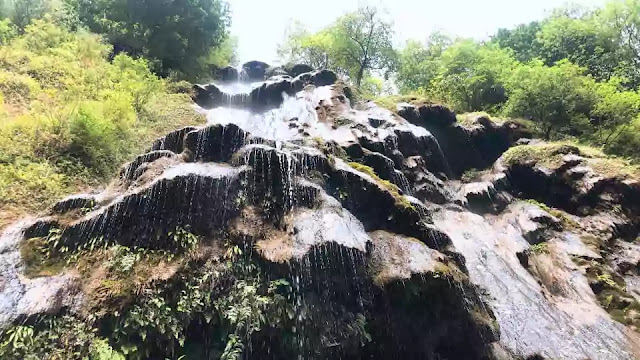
[502,60,598,139]
[598,0,640,88]
[278,6,397,88]
[65,0,231,80]
[330,6,396,87]
[591,77,640,146]
[536,13,623,83]
[396,33,451,93]
[492,22,543,62]
[0,0,51,31]
[431,41,516,112]
[277,21,334,70]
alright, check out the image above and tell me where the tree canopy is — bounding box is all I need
[64,0,233,80]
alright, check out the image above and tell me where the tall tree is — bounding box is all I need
[599,0,640,87]
[65,0,231,79]
[279,6,396,88]
[0,0,50,31]
[330,6,396,87]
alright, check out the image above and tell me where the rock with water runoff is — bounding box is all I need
[0,220,82,329]
[4,61,640,359]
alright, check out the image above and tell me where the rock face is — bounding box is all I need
[2,64,640,359]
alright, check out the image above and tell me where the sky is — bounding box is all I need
[229,0,608,65]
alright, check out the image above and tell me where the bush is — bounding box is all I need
[0,69,40,105]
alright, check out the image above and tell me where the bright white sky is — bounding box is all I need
[229,0,608,65]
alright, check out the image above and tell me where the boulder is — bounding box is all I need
[214,65,239,82]
[241,60,270,81]
[285,63,314,77]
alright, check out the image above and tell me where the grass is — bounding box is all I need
[348,162,415,211]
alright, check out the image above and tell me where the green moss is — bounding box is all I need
[530,242,549,255]
[334,116,353,127]
[348,162,415,211]
[19,236,67,277]
[580,234,605,249]
[460,168,482,183]
[523,199,580,229]
[502,142,640,180]
[455,112,491,127]
[597,273,619,288]
[502,143,580,169]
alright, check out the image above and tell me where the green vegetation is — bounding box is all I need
[460,168,482,183]
[65,0,234,80]
[1,239,298,359]
[276,0,640,161]
[0,19,205,228]
[585,264,640,330]
[530,242,550,255]
[348,0,640,161]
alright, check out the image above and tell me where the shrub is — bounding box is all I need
[0,70,40,106]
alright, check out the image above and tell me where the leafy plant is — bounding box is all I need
[168,226,200,253]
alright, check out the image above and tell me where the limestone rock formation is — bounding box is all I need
[1,64,640,359]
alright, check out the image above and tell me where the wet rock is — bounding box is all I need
[184,123,250,162]
[368,230,447,284]
[52,194,97,214]
[214,65,239,82]
[503,146,640,216]
[398,103,530,176]
[0,220,82,330]
[58,163,248,249]
[458,173,513,214]
[150,126,198,153]
[120,150,177,182]
[7,61,640,359]
[434,207,640,359]
[241,60,270,81]
[265,66,288,78]
[285,63,314,77]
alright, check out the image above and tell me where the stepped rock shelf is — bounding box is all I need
[1,62,640,359]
